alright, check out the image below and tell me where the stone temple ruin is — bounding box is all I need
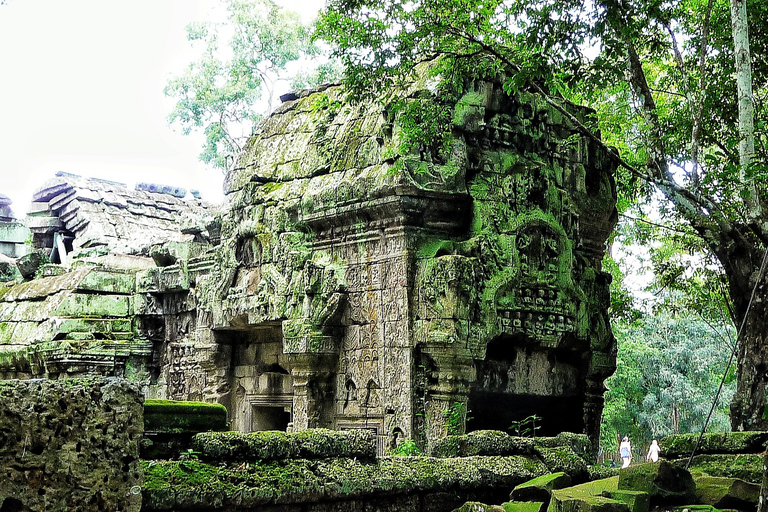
[0,64,618,453]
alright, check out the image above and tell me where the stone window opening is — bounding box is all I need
[343,378,357,410]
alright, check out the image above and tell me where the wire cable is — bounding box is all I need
[685,244,768,469]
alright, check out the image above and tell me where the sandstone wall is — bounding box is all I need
[0,377,143,511]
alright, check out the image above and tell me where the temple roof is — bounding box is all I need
[27,172,217,253]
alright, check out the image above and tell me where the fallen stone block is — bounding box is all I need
[511,472,572,502]
[503,501,547,512]
[693,474,760,509]
[618,461,695,504]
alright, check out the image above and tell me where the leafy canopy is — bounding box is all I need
[166,0,339,171]
[601,310,735,453]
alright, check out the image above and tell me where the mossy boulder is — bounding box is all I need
[191,428,376,462]
[511,472,572,502]
[618,461,695,504]
[502,501,548,512]
[143,399,228,434]
[693,474,760,509]
[602,490,649,512]
[432,430,537,457]
[536,446,589,483]
[537,433,596,464]
[548,477,628,512]
[16,249,47,279]
[661,432,768,459]
[589,465,621,481]
[142,455,550,509]
[681,454,763,484]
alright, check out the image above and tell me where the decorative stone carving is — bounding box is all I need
[0,59,617,455]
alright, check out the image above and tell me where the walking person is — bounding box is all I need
[646,439,661,462]
[619,436,632,468]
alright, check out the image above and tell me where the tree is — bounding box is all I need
[165,0,338,170]
[601,310,735,455]
[316,0,768,430]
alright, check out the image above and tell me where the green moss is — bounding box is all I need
[417,238,456,259]
[431,431,536,458]
[693,475,760,509]
[661,432,768,458]
[536,446,589,483]
[192,428,376,462]
[502,501,546,512]
[142,454,552,509]
[548,477,625,512]
[603,490,650,512]
[681,454,763,484]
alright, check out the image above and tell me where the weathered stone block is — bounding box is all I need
[535,447,589,484]
[681,454,763,484]
[0,377,142,512]
[511,472,573,502]
[503,501,548,512]
[15,249,47,279]
[432,431,537,458]
[618,461,695,504]
[548,479,628,512]
[192,428,376,462]
[602,490,649,512]
[693,474,760,509]
[54,292,131,317]
[661,432,768,458]
[76,269,136,294]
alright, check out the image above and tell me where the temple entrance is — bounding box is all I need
[214,322,294,432]
[468,334,587,436]
[252,405,291,431]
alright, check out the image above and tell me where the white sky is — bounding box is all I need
[0,0,324,217]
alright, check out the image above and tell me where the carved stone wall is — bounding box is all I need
[0,59,617,454]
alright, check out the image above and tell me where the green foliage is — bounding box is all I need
[165,0,338,170]
[390,439,421,456]
[443,402,472,436]
[509,415,543,438]
[601,311,735,454]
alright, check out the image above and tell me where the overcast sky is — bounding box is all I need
[0,0,323,217]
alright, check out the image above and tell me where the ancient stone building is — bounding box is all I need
[0,63,618,452]
[0,194,29,260]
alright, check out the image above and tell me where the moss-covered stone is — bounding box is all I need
[144,399,228,434]
[693,474,760,509]
[432,431,537,458]
[511,472,572,502]
[503,501,548,512]
[589,465,621,481]
[548,477,627,512]
[192,428,376,462]
[537,433,596,464]
[618,461,695,504]
[142,454,550,509]
[536,446,589,483]
[661,432,768,459]
[680,454,763,484]
[602,490,649,512]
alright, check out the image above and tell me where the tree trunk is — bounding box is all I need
[715,237,768,431]
[730,0,759,214]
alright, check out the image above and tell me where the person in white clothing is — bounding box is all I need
[619,436,632,468]
[646,439,661,462]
